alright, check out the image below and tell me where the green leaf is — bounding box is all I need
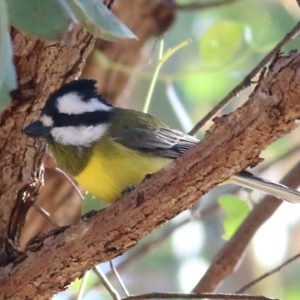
[68,0,137,41]
[182,72,233,104]
[0,1,17,113]
[82,192,109,215]
[199,21,246,66]
[6,0,75,41]
[218,195,250,240]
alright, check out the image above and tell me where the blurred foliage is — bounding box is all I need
[0,0,136,114]
[7,0,74,41]
[66,0,136,41]
[0,1,16,113]
[6,0,135,41]
[218,194,250,240]
[199,20,247,67]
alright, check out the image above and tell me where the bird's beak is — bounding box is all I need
[23,120,51,138]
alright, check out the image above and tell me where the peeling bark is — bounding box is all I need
[1,52,300,299]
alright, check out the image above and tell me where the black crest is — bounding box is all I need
[40,79,112,127]
[50,79,99,102]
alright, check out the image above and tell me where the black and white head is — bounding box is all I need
[24,80,113,147]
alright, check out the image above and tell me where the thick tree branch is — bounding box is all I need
[1,52,300,299]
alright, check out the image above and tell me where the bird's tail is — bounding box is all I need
[232,171,300,203]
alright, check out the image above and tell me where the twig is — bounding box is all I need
[56,168,122,299]
[236,252,300,293]
[109,260,130,296]
[93,265,121,300]
[32,203,59,228]
[76,270,90,300]
[165,0,239,10]
[192,160,300,293]
[189,19,300,135]
[123,292,278,300]
[55,167,84,200]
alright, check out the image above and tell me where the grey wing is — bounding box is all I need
[111,127,199,158]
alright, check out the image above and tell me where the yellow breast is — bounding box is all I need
[75,141,172,203]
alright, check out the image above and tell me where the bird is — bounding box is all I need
[23,79,300,204]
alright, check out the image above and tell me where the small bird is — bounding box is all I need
[23,79,300,204]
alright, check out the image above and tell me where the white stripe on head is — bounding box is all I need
[40,114,54,127]
[51,124,108,146]
[57,92,112,115]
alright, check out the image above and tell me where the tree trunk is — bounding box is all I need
[0,28,95,266]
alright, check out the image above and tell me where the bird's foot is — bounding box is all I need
[121,185,136,197]
[82,209,106,220]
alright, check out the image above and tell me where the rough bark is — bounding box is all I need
[0,28,95,265]
[1,52,300,299]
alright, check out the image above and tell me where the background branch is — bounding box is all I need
[193,158,300,293]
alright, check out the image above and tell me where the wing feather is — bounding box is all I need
[111,126,198,158]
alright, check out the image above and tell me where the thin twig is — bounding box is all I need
[93,265,121,300]
[236,253,300,293]
[76,270,90,300]
[32,203,59,228]
[56,168,122,298]
[123,292,278,300]
[165,0,239,10]
[189,19,300,135]
[109,260,130,296]
[55,167,84,200]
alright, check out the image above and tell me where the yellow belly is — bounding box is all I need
[75,142,172,203]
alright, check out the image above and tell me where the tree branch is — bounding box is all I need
[124,292,277,300]
[1,51,300,299]
[236,252,300,293]
[166,0,239,11]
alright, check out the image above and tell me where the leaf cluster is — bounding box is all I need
[0,0,136,114]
